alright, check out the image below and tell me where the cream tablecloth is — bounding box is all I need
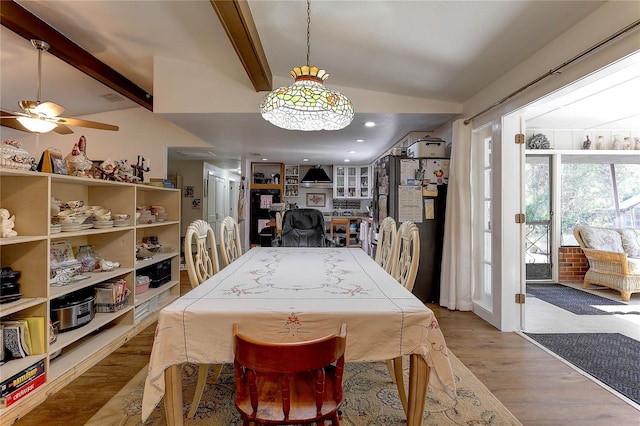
[142,247,455,420]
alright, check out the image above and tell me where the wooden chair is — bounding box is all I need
[386,220,421,415]
[233,323,347,426]
[375,216,398,273]
[184,219,220,289]
[183,220,223,418]
[275,211,283,237]
[220,216,242,267]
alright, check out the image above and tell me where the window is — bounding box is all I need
[561,161,640,246]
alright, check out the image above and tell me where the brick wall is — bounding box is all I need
[558,247,588,282]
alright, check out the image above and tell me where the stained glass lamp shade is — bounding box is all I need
[260,65,354,131]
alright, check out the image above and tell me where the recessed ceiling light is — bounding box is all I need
[344,159,350,162]
[364,121,376,127]
[356,139,364,142]
[262,158,268,161]
[348,150,356,154]
[302,158,309,162]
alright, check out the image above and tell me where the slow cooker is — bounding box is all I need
[50,288,96,332]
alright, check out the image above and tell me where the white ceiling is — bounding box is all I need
[1,0,637,169]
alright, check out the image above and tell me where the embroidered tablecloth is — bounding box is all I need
[142,247,455,420]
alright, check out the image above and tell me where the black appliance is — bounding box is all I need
[0,267,21,303]
[250,189,281,245]
[372,155,449,303]
[137,258,172,288]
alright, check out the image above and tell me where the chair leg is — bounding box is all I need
[187,363,223,418]
[385,359,397,383]
[393,356,408,416]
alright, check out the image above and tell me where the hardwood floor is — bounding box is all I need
[12,277,640,426]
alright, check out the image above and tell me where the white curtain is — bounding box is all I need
[440,119,474,311]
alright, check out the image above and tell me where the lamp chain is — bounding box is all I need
[306,0,311,67]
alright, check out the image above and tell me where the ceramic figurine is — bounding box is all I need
[623,137,631,150]
[596,136,605,150]
[0,208,17,238]
[635,137,640,150]
[582,135,591,150]
[64,136,93,177]
[612,135,621,150]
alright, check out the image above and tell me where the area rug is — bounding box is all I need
[526,283,625,315]
[525,332,640,405]
[86,352,521,425]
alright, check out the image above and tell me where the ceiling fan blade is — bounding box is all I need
[0,115,32,132]
[34,101,65,117]
[53,124,74,135]
[57,116,119,131]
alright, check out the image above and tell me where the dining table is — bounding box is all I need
[141,247,456,425]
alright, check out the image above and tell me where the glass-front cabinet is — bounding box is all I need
[333,165,371,198]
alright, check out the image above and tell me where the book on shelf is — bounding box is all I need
[1,320,32,358]
[0,359,46,407]
[0,372,46,408]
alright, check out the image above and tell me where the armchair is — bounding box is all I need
[275,208,334,247]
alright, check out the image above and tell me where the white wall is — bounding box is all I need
[2,106,212,181]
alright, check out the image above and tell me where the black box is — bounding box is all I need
[137,259,172,288]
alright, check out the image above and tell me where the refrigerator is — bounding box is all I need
[249,189,281,245]
[372,154,449,303]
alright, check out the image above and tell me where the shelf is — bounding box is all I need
[0,171,181,419]
[48,322,132,382]
[50,268,134,299]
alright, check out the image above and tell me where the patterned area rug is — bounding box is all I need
[525,333,640,405]
[86,352,521,425]
[526,283,625,315]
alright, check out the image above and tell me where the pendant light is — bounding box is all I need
[259,0,354,131]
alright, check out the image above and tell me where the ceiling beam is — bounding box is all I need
[0,0,153,111]
[210,0,272,92]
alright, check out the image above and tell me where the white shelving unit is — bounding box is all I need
[284,165,299,197]
[0,169,180,420]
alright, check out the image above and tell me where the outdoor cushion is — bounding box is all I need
[628,258,640,274]
[579,227,624,253]
[617,228,640,258]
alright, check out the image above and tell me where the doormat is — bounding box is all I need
[526,283,625,315]
[525,332,640,405]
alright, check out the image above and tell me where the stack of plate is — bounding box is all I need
[114,219,130,227]
[61,223,82,232]
[93,220,114,229]
[50,223,62,234]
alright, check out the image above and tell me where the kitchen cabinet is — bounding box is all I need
[0,169,180,420]
[284,165,299,197]
[251,162,284,191]
[333,165,371,198]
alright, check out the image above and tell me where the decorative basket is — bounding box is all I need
[95,289,130,313]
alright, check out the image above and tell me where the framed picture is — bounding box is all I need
[50,152,67,175]
[306,193,326,207]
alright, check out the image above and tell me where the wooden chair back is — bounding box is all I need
[220,216,242,267]
[375,216,398,273]
[184,219,220,289]
[233,323,347,425]
[275,211,283,236]
[391,221,421,291]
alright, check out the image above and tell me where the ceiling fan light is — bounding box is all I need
[17,116,57,133]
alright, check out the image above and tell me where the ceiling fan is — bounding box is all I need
[0,39,119,134]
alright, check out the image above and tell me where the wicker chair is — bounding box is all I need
[573,225,640,301]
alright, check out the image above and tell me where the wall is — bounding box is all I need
[2,106,212,181]
[168,159,240,236]
[558,247,588,283]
